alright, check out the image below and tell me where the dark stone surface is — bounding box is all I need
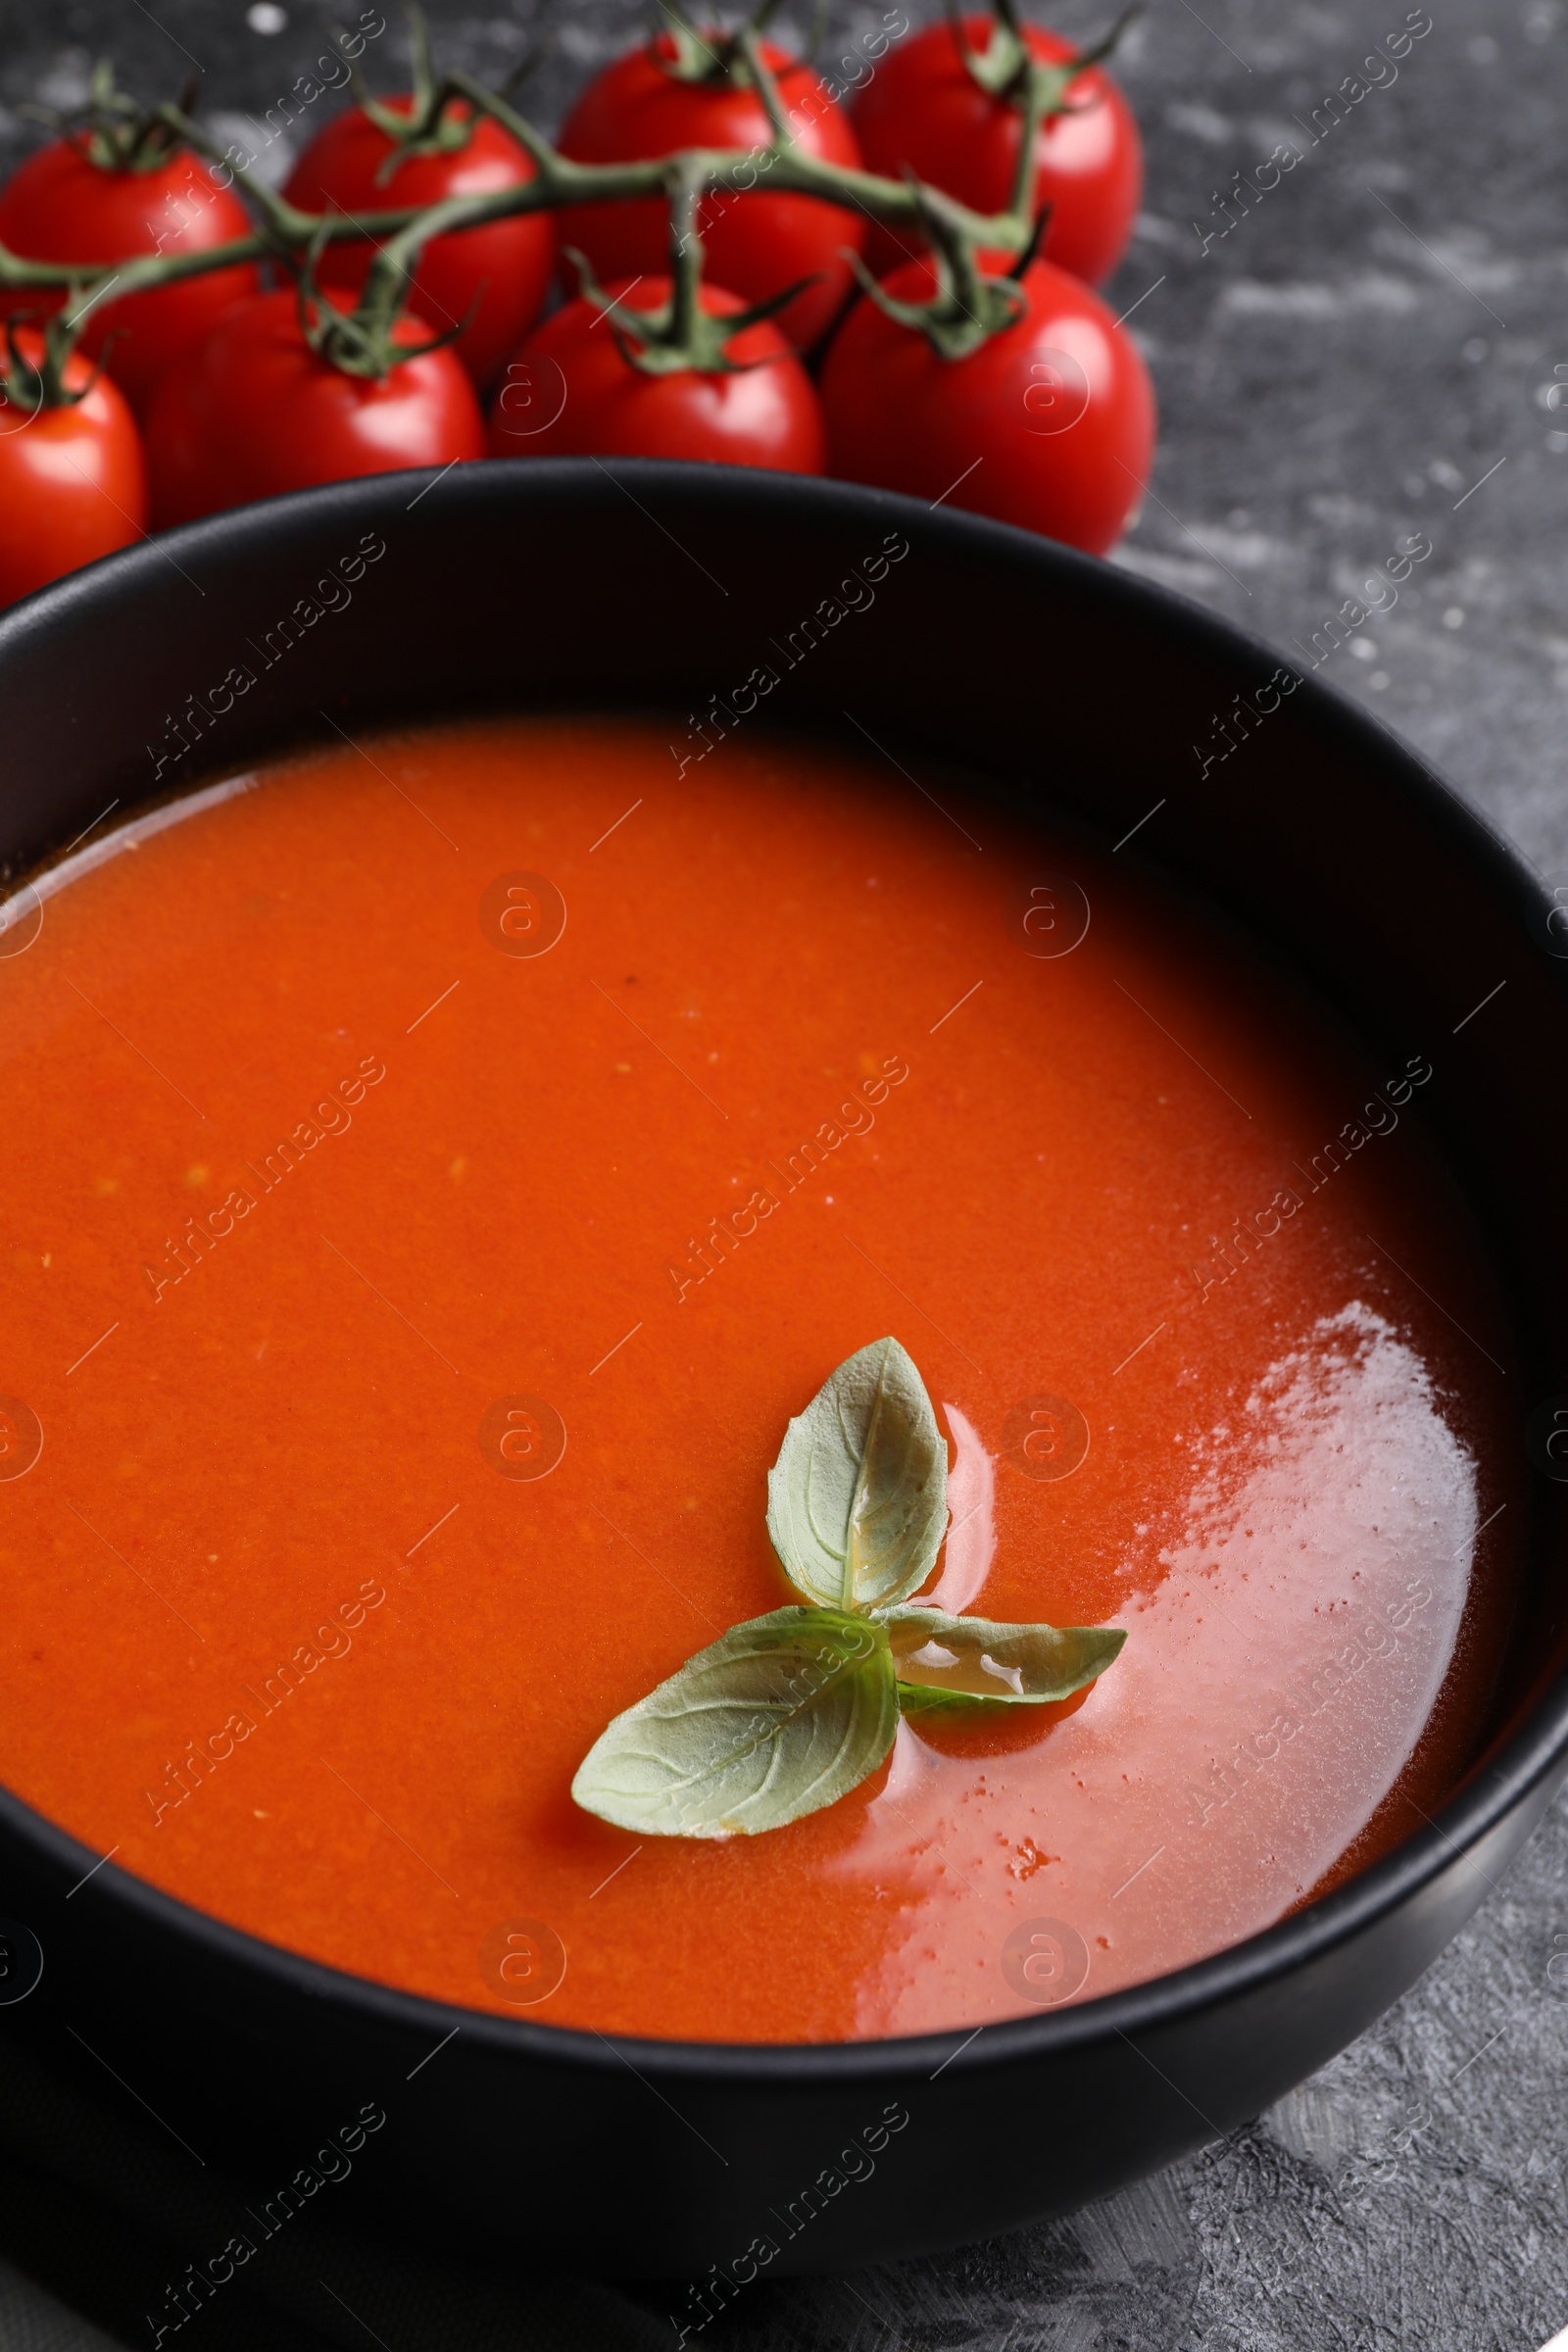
[0,1,1564,2344]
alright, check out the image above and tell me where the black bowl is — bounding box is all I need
[1,463,1565,2282]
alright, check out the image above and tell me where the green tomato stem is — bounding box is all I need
[0,12,1136,380]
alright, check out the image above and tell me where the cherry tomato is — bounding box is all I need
[852,18,1143,287]
[0,138,261,414]
[283,99,553,390]
[144,288,484,527]
[488,275,823,472]
[557,36,865,354]
[0,330,147,605]
[819,256,1154,557]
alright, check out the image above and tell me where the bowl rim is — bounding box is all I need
[3,458,1565,2087]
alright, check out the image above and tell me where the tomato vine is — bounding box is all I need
[0,5,1122,387]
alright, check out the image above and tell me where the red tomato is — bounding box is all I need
[0,330,147,605]
[144,288,484,527]
[557,37,865,353]
[852,18,1143,286]
[487,275,823,472]
[819,256,1154,557]
[0,139,261,414]
[283,99,553,390]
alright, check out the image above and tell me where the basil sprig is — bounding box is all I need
[571,1339,1126,1839]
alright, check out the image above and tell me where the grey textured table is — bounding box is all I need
[1,0,1565,2345]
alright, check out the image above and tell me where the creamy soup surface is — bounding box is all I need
[0,716,1518,2040]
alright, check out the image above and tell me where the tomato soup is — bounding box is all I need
[0,716,1519,2042]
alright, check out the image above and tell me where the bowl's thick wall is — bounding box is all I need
[0,465,1565,2279]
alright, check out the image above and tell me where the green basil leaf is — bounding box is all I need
[571,1606,898,1838]
[765,1337,948,1613]
[881,1604,1126,1715]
